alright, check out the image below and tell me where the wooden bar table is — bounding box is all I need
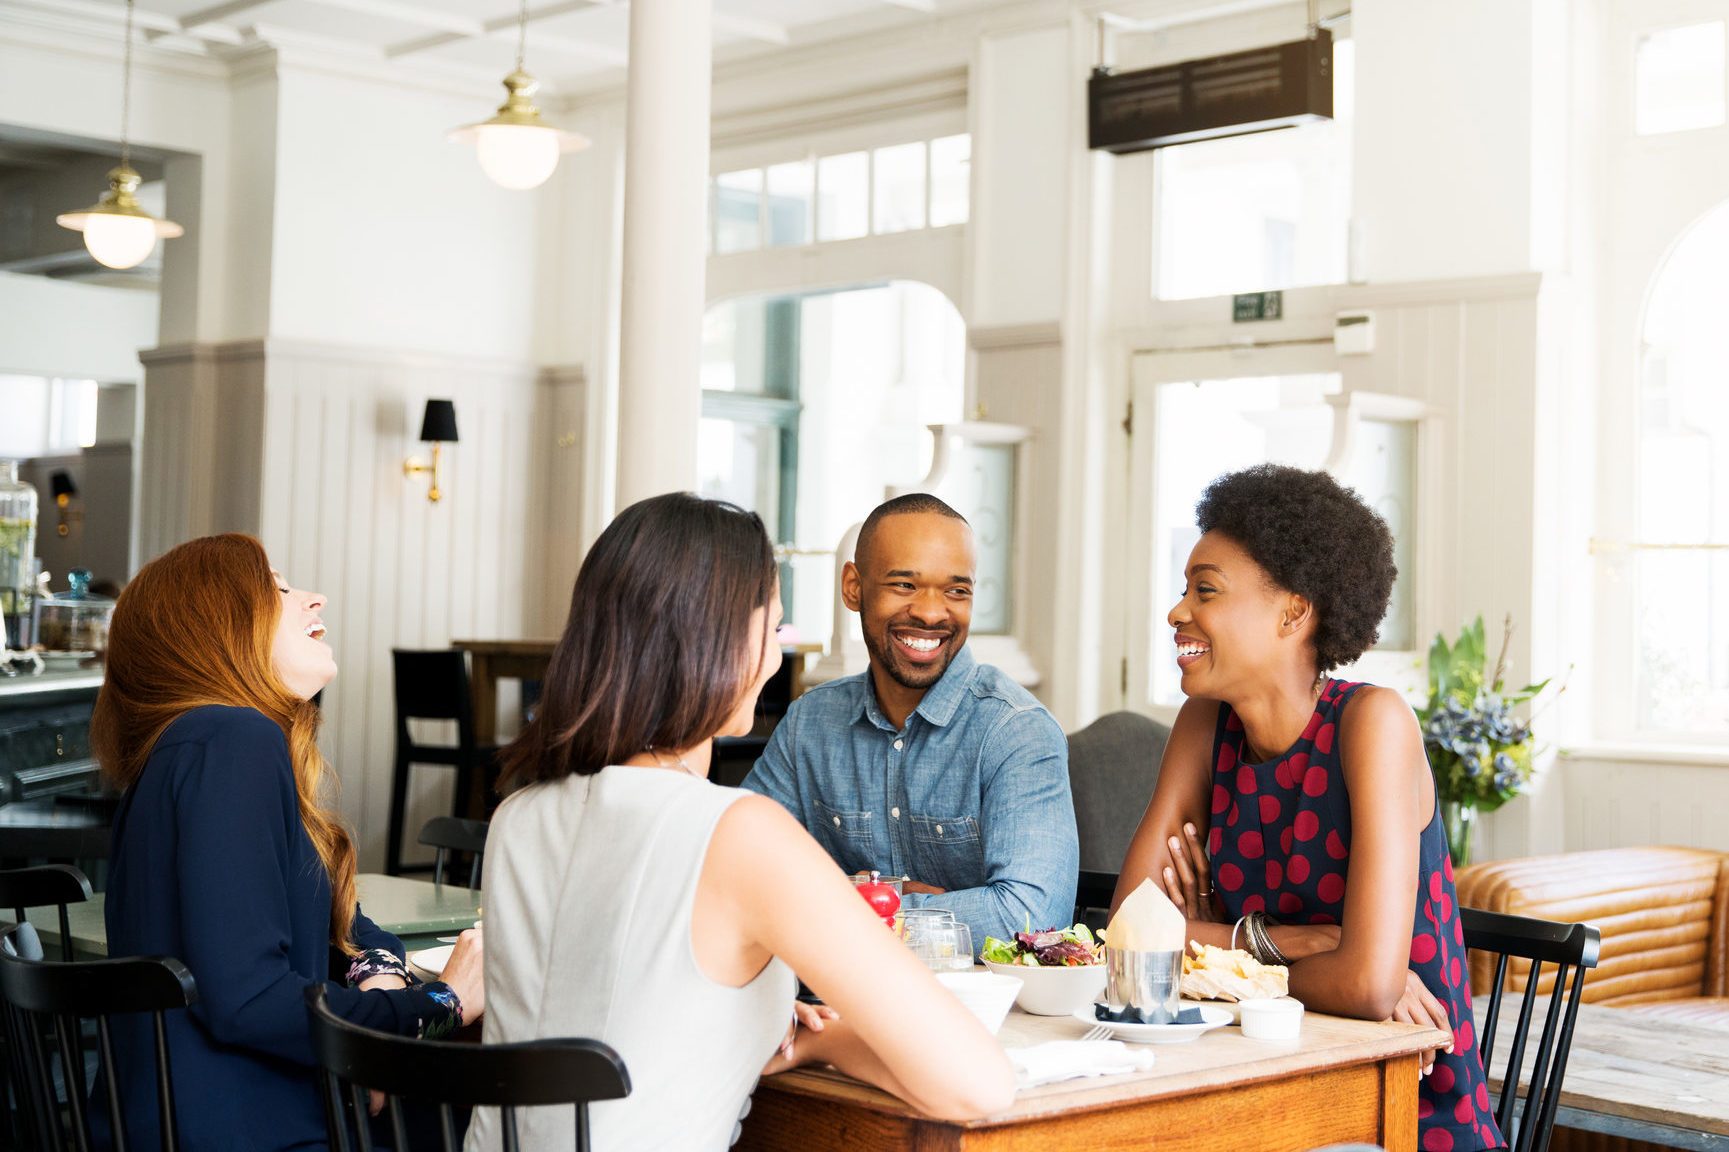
[741,1005,1446,1151]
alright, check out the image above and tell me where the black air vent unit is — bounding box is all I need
[1089,29,1332,154]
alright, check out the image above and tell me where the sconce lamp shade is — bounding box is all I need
[419,400,459,443]
[49,471,77,501]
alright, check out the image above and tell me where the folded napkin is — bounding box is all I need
[1095,1002,1206,1025]
[1007,1040,1156,1089]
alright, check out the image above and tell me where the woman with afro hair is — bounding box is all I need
[1114,464,1503,1152]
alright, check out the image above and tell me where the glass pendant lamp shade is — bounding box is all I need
[55,0,183,271]
[57,166,182,270]
[451,69,588,191]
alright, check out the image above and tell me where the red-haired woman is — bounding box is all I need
[91,534,483,1152]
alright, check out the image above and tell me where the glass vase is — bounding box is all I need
[0,459,40,650]
[1441,799,1477,869]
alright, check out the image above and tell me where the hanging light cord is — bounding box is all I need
[120,0,135,169]
[515,0,528,71]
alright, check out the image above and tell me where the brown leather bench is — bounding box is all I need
[1457,847,1729,1152]
[1456,846,1728,1025]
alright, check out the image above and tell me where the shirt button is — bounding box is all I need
[894,739,904,750]
[891,807,900,819]
[832,816,841,827]
[936,824,944,835]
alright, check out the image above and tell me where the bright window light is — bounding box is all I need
[1636,22,1726,136]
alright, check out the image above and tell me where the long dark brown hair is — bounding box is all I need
[500,492,778,790]
[91,534,361,955]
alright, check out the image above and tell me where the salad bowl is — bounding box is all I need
[981,924,1106,1016]
[983,960,1106,1016]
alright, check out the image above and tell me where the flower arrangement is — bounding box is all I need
[1416,615,1557,864]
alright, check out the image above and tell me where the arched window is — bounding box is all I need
[698,281,965,643]
[1632,200,1729,733]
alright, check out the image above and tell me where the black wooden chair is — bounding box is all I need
[387,650,497,877]
[417,816,488,891]
[1074,869,1119,934]
[0,865,93,963]
[0,922,198,1152]
[1463,906,1601,1152]
[305,986,631,1152]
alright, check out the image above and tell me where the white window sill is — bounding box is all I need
[1559,743,1729,769]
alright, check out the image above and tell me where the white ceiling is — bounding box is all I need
[2,0,956,93]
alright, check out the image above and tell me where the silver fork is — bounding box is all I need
[1080,1024,1112,1042]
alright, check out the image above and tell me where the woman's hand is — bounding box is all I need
[1160,822,1219,923]
[438,926,485,1022]
[762,1001,840,1075]
[1387,969,1453,1074]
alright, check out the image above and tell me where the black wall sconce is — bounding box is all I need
[50,470,82,537]
[403,399,459,504]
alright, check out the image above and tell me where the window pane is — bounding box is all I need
[765,161,814,247]
[929,134,971,227]
[1154,39,1352,300]
[816,152,868,241]
[1635,199,1729,732]
[872,142,926,234]
[715,169,763,254]
[1636,22,1726,136]
[698,417,782,539]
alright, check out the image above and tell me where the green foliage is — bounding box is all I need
[1416,615,1554,813]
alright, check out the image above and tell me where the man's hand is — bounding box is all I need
[903,880,947,895]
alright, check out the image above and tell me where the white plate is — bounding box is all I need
[1073,1003,1233,1043]
[38,651,95,671]
[407,945,453,978]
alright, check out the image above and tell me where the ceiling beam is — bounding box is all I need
[386,0,625,69]
[176,0,270,28]
[301,0,484,37]
[878,0,936,12]
[712,11,789,46]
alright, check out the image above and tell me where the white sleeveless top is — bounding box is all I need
[464,767,796,1152]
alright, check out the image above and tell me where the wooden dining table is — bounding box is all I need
[740,1004,1447,1151]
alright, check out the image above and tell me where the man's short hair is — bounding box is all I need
[855,493,968,570]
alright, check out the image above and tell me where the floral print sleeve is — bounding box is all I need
[345,948,463,1038]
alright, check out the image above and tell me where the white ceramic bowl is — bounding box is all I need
[982,960,1107,1016]
[936,972,1022,1034]
[1238,997,1304,1040]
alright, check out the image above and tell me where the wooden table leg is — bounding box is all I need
[1379,1053,1421,1152]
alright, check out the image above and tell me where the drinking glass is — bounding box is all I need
[908,921,974,972]
[890,907,954,942]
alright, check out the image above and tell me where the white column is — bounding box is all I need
[615,0,711,508]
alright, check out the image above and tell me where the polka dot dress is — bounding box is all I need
[1207,680,1505,1152]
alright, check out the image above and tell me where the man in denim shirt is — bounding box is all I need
[743,494,1077,949]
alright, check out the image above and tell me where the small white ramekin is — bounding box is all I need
[1238,997,1304,1040]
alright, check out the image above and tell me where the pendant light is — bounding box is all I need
[449,0,588,191]
[56,0,183,270]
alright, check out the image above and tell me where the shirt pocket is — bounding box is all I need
[909,813,984,885]
[815,799,875,860]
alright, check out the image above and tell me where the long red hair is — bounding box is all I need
[91,534,359,955]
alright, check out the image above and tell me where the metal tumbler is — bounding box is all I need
[1104,947,1182,1024]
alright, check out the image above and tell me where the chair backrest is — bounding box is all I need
[0,865,93,962]
[1463,906,1601,1152]
[1067,711,1169,873]
[392,650,477,752]
[417,817,488,890]
[1074,869,1118,933]
[304,986,630,1152]
[0,922,198,1152]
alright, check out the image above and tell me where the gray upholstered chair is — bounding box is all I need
[1067,711,1170,926]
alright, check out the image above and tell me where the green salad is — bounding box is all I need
[981,922,1102,967]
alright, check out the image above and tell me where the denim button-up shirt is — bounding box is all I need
[742,647,1077,948]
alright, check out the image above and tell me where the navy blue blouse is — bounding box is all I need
[99,705,450,1151]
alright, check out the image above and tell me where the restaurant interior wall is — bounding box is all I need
[0,271,157,382]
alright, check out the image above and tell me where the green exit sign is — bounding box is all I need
[1232,291,1283,322]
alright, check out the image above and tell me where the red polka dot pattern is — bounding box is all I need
[1205,682,1503,1152]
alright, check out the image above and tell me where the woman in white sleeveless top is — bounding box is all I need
[466,494,1014,1152]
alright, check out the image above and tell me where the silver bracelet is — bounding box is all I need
[1246,911,1290,967]
[1231,916,1247,953]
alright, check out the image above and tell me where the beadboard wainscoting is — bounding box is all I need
[139,339,550,870]
[1560,751,1729,854]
